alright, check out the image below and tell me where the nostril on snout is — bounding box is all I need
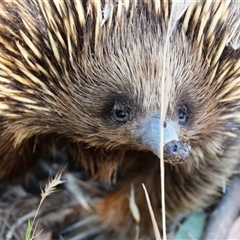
[163,121,167,128]
[171,143,179,153]
[165,141,180,154]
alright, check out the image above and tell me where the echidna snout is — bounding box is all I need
[133,115,190,162]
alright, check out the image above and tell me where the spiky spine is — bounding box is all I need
[0,0,240,237]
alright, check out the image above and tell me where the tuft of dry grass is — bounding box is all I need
[0,164,110,240]
[25,169,65,240]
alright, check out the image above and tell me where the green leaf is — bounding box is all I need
[25,219,33,240]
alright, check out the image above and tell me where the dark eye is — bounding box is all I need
[178,104,189,125]
[112,100,130,123]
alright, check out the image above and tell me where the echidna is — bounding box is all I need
[0,0,240,238]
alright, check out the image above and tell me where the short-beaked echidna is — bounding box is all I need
[0,0,240,238]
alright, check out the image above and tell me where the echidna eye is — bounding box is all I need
[112,101,130,123]
[178,104,189,125]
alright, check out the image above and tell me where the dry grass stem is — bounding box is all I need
[31,169,65,239]
[160,3,191,239]
[29,228,43,240]
[142,184,161,240]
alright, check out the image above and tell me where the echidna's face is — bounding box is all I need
[66,29,215,164]
[52,11,230,165]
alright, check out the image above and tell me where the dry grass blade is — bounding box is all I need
[129,184,140,240]
[129,184,140,224]
[142,184,161,240]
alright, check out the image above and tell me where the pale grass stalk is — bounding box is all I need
[160,4,173,240]
[160,15,169,240]
[142,184,161,240]
[29,169,65,239]
[160,3,190,239]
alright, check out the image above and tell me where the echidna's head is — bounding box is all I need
[1,1,239,166]
[76,28,196,163]
[54,2,239,165]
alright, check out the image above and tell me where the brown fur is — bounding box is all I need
[0,0,240,238]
